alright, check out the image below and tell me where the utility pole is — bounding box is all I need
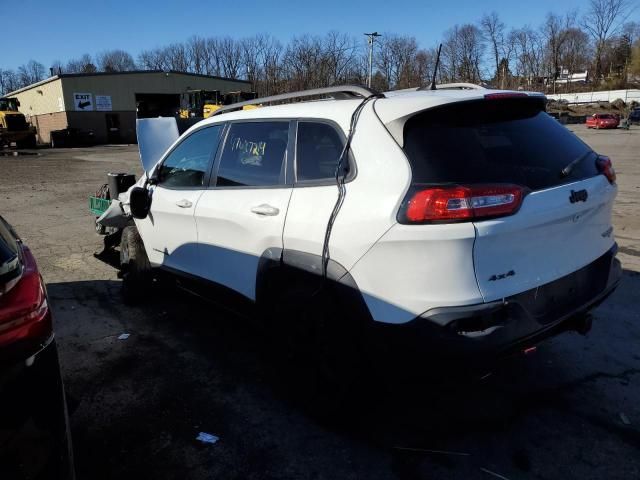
[365,32,382,88]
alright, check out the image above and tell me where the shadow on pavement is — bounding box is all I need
[45,268,640,480]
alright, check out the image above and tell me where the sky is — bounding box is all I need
[2,0,626,71]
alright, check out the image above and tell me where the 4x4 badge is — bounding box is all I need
[570,189,588,203]
[489,270,515,281]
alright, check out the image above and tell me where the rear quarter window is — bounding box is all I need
[402,98,598,191]
[295,121,350,182]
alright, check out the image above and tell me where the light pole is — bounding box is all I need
[365,32,381,88]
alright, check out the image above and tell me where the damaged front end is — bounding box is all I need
[91,117,181,249]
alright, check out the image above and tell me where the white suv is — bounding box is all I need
[111,84,621,380]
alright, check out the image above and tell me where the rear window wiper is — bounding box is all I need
[560,150,595,178]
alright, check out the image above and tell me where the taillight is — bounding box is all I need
[596,155,616,184]
[399,184,526,224]
[0,245,51,348]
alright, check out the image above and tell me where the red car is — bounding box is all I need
[586,113,619,129]
[0,216,74,479]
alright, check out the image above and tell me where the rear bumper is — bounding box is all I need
[372,245,622,365]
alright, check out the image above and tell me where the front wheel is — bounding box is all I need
[120,226,152,303]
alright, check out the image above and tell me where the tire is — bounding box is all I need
[267,277,369,417]
[17,135,36,149]
[119,226,152,303]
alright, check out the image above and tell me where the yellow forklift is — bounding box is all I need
[0,97,37,148]
[179,90,258,119]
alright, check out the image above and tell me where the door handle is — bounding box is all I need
[175,199,193,208]
[250,204,280,216]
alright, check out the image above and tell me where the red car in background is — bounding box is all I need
[0,215,74,479]
[586,113,620,129]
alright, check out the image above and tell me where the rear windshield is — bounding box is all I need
[402,98,598,191]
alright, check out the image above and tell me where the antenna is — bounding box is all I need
[429,44,443,91]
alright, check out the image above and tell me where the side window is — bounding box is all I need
[216,122,289,187]
[157,125,222,188]
[296,122,347,182]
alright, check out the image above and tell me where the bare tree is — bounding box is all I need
[481,12,506,80]
[510,27,545,86]
[375,34,425,89]
[240,35,263,87]
[164,43,190,72]
[414,48,436,87]
[260,36,284,94]
[321,31,359,85]
[218,37,242,79]
[560,28,593,74]
[375,36,394,89]
[542,11,576,88]
[622,21,640,45]
[138,48,169,70]
[282,35,324,90]
[17,60,46,87]
[204,38,223,76]
[186,36,208,74]
[0,69,20,94]
[50,60,64,75]
[97,49,136,72]
[631,38,640,76]
[442,25,485,83]
[65,54,97,74]
[583,0,635,80]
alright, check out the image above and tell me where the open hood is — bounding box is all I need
[136,117,180,174]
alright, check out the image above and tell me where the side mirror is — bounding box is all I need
[129,187,152,219]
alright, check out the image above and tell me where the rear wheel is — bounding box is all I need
[267,278,369,417]
[120,226,152,303]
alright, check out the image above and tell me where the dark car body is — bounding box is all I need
[0,216,74,480]
[628,109,640,125]
[49,127,95,148]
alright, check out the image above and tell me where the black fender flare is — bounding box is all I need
[255,248,373,323]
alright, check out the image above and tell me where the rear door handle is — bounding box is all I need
[176,199,193,208]
[250,204,280,216]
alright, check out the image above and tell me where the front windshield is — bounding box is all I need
[0,98,18,111]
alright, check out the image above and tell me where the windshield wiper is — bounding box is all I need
[560,151,595,178]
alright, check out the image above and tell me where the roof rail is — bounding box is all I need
[211,85,383,116]
[419,82,486,91]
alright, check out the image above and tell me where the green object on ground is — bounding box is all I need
[89,196,110,216]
